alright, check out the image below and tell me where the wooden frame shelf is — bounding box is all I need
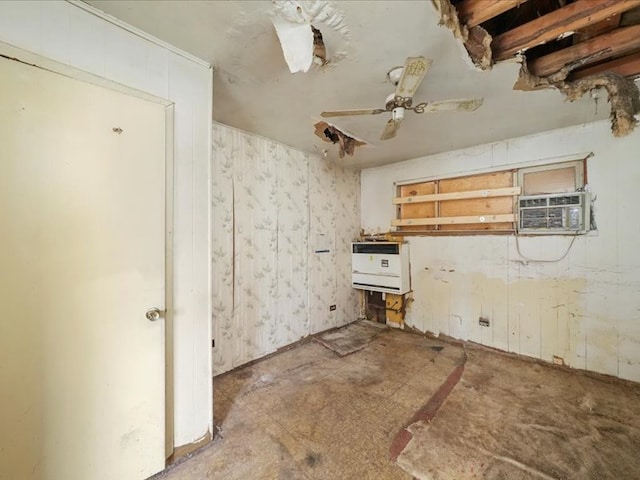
[392,214,516,227]
[394,170,517,233]
[393,186,521,205]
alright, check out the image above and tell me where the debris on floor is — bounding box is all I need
[313,121,366,158]
[390,345,467,464]
[157,327,640,480]
[394,347,640,479]
[315,320,387,356]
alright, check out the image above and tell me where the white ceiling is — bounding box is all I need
[87,0,607,168]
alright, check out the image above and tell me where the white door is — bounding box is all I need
[0,54,167,480]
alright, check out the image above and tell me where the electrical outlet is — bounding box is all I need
[479,317,490,327]
[329,304,336,311]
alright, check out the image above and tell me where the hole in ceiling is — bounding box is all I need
[271,0,350,73]
[314,121,366,158]
[433,0,640,137]
[311,25,327,66]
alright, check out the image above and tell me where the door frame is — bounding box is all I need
[0,41,176,460]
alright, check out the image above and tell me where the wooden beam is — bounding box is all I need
[493,0,640,61]
[392,214,516,227]
[573,13,621,43]
[393,186,521,205]
[570,51,640,79]
[528,24,640,77]
[456,0,528,28]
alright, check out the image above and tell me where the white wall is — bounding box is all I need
[0,1,212,447]
[212,123,361,375]
[362,119,640,383]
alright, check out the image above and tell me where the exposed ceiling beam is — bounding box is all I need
[493,0,640,61]
[573,13,621,43]
[456,0,528,29]
[570,51,640,79]
[528,25,640,77]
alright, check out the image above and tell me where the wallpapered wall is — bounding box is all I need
[212,123,361,375]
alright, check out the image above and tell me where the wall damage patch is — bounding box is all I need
[271,1,350,73]
[515,65,640,137]
[314,121,365,158]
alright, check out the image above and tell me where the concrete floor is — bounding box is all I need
[156,324,640,480]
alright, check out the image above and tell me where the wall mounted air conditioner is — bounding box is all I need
[351,242,410,294]
[518,191,590,234]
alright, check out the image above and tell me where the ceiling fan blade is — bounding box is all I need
[422,98,484,113]
[380,119,401,140]
[321,108,386,118]
[395,56,432,100]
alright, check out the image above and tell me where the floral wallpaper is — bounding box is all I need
[212,123,361,375]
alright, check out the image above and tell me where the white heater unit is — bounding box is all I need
[351,242,410,294]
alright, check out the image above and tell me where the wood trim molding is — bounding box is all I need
[393,186,520,205]
[392,214,516,227]
[167,431,213,465]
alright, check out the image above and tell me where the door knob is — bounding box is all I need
[145,308,163,322]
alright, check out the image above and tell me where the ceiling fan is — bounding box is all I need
[321,56,484,141]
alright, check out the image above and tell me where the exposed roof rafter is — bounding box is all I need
[455,0,528,29]
[528,24,640,77]
[573,13,621,43]
[571,51,640,80]
[492,0,640,62]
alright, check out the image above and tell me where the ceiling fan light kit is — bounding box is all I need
[320,56,484,142]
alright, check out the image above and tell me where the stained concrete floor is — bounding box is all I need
[156,325,640,480]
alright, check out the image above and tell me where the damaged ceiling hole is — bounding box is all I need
[311,25,327,65]
[434,0,640,137]
[314,121,365,158]
[323,127,339,143]
[271,1,349,73]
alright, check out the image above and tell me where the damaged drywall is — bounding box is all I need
[311,26,327,65]
[271,0,350,73]
[433,0,640,137]
[431,0,493,70]
[314,121,365,158]
[515,66,640,137]
[271,13,315,73]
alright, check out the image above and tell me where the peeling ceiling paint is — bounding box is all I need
[86,0,612,168]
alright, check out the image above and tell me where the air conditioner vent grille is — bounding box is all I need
[518,192,590,233]
[550,195,581,206]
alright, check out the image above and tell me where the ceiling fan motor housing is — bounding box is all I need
[392,107,405,122]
